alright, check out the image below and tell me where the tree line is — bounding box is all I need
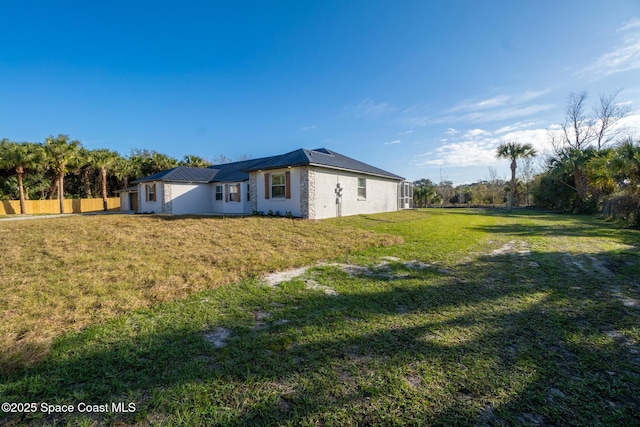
[0,135,236,214]
[412,90,640,227]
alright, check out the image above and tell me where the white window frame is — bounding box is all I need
[271,173,286,198]
[357,178,366,200]
[229,183,240,202]
[215,185,223,201]
[146,184,156,202]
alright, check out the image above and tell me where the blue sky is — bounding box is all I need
[1,1,639,184]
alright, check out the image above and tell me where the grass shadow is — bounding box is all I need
[2,245,639,425]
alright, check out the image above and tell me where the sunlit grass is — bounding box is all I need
[1,209,639,426]
[0,215,400,373]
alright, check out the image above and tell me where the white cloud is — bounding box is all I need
[398,129,413,135]
[400,89,554,127]
[463,128,492,138]
[578,17,640,77]
[448,95,511,112]
[445,127,460,135]
[458,104,555,123]
[415,123,555,168]
[301,125,316,131]
[384,139,402,145]
[416,139,499,167]
[621,18,640,31]
[495,120,542,134]
[619,111,640,136]
[345,98,395,120]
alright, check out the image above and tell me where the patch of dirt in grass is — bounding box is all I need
[585,254,615,278]
[562,254,640,308]
[204,327,230,348]
[253,310,272,330]
[261,258,438,292]
[517,413,545,426]
[304,279,338,296]
[490,240,530,256]
[263,267,310,288]
[403,373,423,389]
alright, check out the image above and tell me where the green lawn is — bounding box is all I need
[1,209,639,426]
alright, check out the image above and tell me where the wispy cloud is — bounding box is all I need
[442,104,554,125]
[495,120,543,134]
[400,89,554,127]
[384,139,402,145]
[301,125,316,131]
[578,17,640,78]
[463,128,492,138]
[448,95,511,113]
[621,17,640,31]
[345,98,395,120]
[398,129,413,135]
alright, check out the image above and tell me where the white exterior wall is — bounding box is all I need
[169,183,213,215]
[138,181,165,213]
[312,168,400,219]
[211,182,252,215]
[120,193,130,211]
[255,168,302,217]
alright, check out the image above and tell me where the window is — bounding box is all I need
[215,185,223,201]
[146,184,156,202]
[246,183,251,201]
[271,173,286,198]
[229,184,240,202]
[357,178,366,199]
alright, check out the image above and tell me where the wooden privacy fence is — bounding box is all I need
[0,198,120,215]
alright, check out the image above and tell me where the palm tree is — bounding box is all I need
[179,154,211,168]
[91,149,121,211]
[150,151,178,173]
[113,156,134,189]
[45,135,82,214]
[0,140,44,214]
[496,141,537,212]
[77,147,95,198]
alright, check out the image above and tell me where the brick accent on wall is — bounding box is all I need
[163,183,172,214]
[300,166,316,219]
[249,172,258,212]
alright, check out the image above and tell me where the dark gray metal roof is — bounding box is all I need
[133,148,404,184]
[132,166,219,184]
[242,148,404,180]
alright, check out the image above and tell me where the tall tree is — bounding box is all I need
[113,156,134,189]
[150,151,177,173]
[45,135,82,214]
[496,141,537,212]
[0,140,44,214]
[179,154,211,168]
[593,90,630,151]
[91,149,121,211]
[77,147,95,198]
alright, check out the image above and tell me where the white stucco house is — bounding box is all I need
[124,148,413,219]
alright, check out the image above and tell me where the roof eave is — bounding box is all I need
[307,163,404,180]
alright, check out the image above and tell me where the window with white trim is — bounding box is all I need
[357,178,366,199]
[146,184,156,202]
[215,185,223,201]
[229,184,240,202]
[271,173,286,198]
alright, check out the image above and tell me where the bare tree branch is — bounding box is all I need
[593,89,630,150]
